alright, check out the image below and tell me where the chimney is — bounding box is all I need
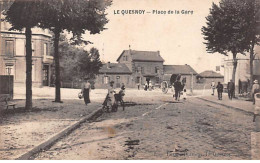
[129,45,132,55]
[157,50,160,56]
[107,62,111,69]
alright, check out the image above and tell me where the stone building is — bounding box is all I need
[163,65,198,90]
[95,49,198,89]
[222,46,260,87]
[117,50,164,87]
[95,62,132,88]
[197,70,224,89]
[0,21,53,87]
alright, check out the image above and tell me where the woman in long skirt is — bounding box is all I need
[81,78,91,105]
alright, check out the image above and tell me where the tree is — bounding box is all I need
[242,0,260,90]
[202,0,251,92]
[39,0,111,102]
[4,0,44,109]
[77,47,103,80]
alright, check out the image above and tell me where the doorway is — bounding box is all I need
[43,65,49,86]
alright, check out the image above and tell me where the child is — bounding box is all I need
[183,89,187,100]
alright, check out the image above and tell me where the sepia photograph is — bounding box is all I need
[0,0,260,160]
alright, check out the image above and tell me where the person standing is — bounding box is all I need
[211,81,215,96]
[227,80,235,100]
[174,79,182,101]
[216,82,223,100]
[252,80,260,105]
[107,81,116,109]
[81,77,91,105]
[137,83,140,90]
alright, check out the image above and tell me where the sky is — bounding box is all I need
[83,0,224,74]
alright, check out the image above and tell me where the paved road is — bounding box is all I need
[34,95,254,160]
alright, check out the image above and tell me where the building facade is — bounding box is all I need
[197,70,224,89]
[222,45,260,87]
[95,49,198,89]
[117,50,164,87]
[0,21,53,87]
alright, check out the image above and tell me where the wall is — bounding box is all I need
[194,77,224,89]
[95,73,134,89]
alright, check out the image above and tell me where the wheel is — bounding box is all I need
[161,81,168,94]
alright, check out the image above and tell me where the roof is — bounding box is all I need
[116,50,165,62]
[163,65,197,75]
[198,70,224,78]
[99,63,132,74]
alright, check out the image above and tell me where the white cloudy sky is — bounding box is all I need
[83,0,224,74]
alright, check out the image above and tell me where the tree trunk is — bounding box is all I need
[249,41,255,95]
[232,53,238,97]
[25,27,32,109]
[54,28,62,102]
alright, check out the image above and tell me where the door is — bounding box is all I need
[43,65,49,86]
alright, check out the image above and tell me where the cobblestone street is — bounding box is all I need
[34,95,255,160]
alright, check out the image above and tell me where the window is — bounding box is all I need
[5,65,15,79]
[104,76,110,84]
[125,56,128,61]
[16,39,25,56]
[43,43,48,56]
[5,40,14,57]
[127,76,130,84]
[155,67,159,73]
[156,77,160,84]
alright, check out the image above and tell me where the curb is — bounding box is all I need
[15,107,103,160]
[197,97,254,116]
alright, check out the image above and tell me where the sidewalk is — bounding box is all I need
[197,93,254,114]
[0,98,101,160]
[0,86,170,160]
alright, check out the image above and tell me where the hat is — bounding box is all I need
[110,81,114,84]
[254,80,258,84]
[84,77,90,80]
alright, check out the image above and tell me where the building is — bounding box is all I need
[222,46,260,87]
[117,50,164,87]
[95,49,198,89]
[197,70,224,89]
[95,62,132,88]
[163,65,198,89]
[0,21,53,87]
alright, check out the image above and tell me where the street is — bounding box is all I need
[33,94,254,160]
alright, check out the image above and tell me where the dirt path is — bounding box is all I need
[34,96,254,160]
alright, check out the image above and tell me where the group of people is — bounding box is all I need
[211,81,224,100]
[81,77,126,111]
[210,79,260,103]
[211,80,236,100]
[173,75,187,101]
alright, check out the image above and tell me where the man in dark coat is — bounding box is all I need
[216,82,223,100]
[227,80,235,100]
[174,79,182,101]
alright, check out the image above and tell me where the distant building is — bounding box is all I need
[197,70,224,89]
[163,65,198,89]
[0,21,53,87]
[95,62,132,88]
[95,49,198,89]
